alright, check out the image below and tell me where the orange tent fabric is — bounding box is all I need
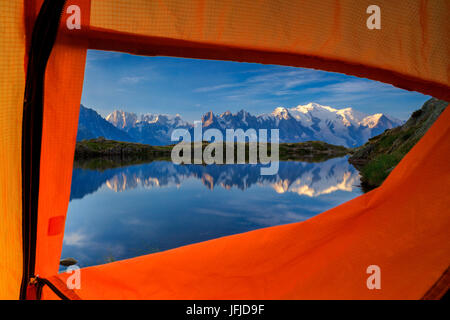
[0,0,448,299]
[0,1,26,300]
[34,0,90,280]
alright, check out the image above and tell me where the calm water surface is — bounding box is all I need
[61,156,362,267]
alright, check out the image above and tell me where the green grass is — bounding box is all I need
[349,98,448,192]
[360,153,402,187]
[378,133,398,149]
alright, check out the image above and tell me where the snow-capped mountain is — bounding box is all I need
[105,110,192,145]
[76,105,133,142]
[268,103,402,146]
[197,103,402,147]
[77,103,402,147]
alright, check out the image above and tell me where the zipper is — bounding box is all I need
[20,0,67,300]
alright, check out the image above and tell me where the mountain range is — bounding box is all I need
[77,103,403,147]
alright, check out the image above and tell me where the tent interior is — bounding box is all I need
[0,0,448,300]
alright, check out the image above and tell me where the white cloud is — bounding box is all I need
[119,76,147,84]
[300,79,410,105]
[194,83,243,93]
[303,79,397,94]
[64,231,88,247]
[191,66,416,110]
[193,68,334,100]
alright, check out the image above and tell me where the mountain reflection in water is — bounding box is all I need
[63,157,362,267]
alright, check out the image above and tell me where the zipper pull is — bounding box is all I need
[26,276,39,300]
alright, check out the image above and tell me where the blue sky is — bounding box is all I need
[81,50,430,122]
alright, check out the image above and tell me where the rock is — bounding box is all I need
[60,257,78,267]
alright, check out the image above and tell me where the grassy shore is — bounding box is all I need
[75,137,351,169]
[349,98,447,191]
